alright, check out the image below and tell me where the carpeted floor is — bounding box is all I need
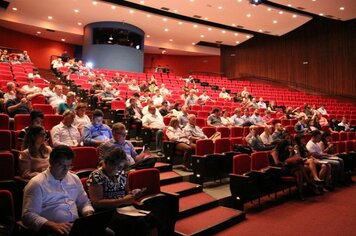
[216,180,356,236]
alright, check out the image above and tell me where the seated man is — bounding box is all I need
[51,110,81,147]
[42,79,56,102]
[49,85,66,108]
[98,123,151,166]
[83,110,112,147]
[90,78,105,109]
[22,145,95,235]
[185,89,198,106]
[22,78,42,100]
[126,97,143,140]
[18,110,47,149]
[57,92,76,115]
[6,89,32,118]
[230,108,244,126]
[142,105,165,155]
[246,125,274,151]
[183,114,207,143]
[207,108,222,127]
[178,105,189,128]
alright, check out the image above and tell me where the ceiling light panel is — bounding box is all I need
[128,0,312,35]
[271,0,356,21]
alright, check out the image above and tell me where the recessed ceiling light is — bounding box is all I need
[192,42,196,45]
[111,6,116,9]
[204,17,209,20]
[146,14,151,18]
[236,41,240,44]
[173,9,178,13]
[200,35,204,38]
[74,9,79,13]
[232,24,236,27]
[190,0,195,2]
[163,18,167,22]
[246,35,251,38]
[222,30,226,34]
[77,22,82,26]
[178,22,183,25]
[218,6,223,10]
[339,7,345,10]
[267,8,272,11]
[193,25,198,28]
[287,4,292,7]
[169,39,173,42]
[164,28,169,32]
[246,14,251,17]
[36,31,41,34]
[61,38,66,42]
[258,29,263,32]
[319,13,324,16]
[48,16,53,20]
[140,0,145,4]
[292,14,297,18]
[208,28,212,31]
[312,0,316,2]
[234,33,238,36]
[279,11,283,14]
[237,0,242,2]
[92,1,98,5]
[129,10,134,14]
[273,20,278,24]
[12,7,17,11]
[146,35,150,38]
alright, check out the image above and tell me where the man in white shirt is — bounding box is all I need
[183,114,207,143]
[159,83,170,96]
[317,104,328,115]
[49,85,66,108]
[219,87,231,100]
[42,79,56,102]
[22,145,94,235]
[152,89,163,107]
[142,105,165,155]
[128,79,140,92]
[198,90,213,104]
[51,110,81,147]
[178,105,189,128]
[185,89,198,106]
[230,108,244,126]
[257,97,267,109]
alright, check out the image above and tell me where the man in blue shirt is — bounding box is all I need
[83,109,112,147]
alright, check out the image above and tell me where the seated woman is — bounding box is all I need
[271,132,320,200]
[73,103,91,133]
[166,118,196,171]
[87,148,157,236]
[294,134,332,191]
[18,126,52,180]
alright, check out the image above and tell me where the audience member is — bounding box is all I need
[207,108,222,127]
[126,97,143,139]
[317,104,328,115]
[6,88,32,118]
[246,126,274,151]
[142,105,165,155]
[178,105,189,128]
[22,145,94,235]
[185,89,198,106]
[57,92,76,115]
[49,85,66,108]
[3,82,16,102]
[83,109,112,146]
[19,126,51,180]
[42,79,56,101]
[219,87,231,100]
[230,108,244,126]
[51,110,81,147]
[221,109,233,126]
[18,110,46,149]
[257,97,267,108]
[260,125,273,145]
[183,114,208,143]
[166,118,195,171]
[73,103,91,133]
[198,90,213,104]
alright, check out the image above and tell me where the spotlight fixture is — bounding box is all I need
[250,0,263,5]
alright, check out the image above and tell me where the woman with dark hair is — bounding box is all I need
[271,133,320,200]
[294,134,331,189]
[19,126,52,179]
[87,148,157,236]
[171,102,182,117]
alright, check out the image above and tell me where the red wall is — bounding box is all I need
[144,53,221,77]
[0,26,75,69]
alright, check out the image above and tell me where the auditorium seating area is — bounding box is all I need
[0,55,355,236]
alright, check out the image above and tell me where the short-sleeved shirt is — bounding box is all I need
[87,168,127,199]
[207,114,222,126]
[98,139,137,165]
[5,99,31,118]
[57,102,76,115]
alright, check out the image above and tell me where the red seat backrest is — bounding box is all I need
[0,130,12,151]
[195,139,214,155]
[216,127,230,138]
[71,147,99,171]
[214,138,231,153]
[233,154,251,175]
[128,168,160,197]
[251,151,269,170]
[0,152,14,180]
[14,114,31,131]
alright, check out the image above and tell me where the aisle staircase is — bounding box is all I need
[155,162,245,236]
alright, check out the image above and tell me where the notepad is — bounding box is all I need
[117,206,151,217]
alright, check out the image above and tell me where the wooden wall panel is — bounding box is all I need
[221,18,356,99]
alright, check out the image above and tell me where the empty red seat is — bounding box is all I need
[32,104,54,114]
[43,114,62,130]
[14,114,31,131]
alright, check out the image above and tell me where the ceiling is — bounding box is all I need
[0,0,355,55]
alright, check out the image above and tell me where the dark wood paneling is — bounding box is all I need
[221,18,356,99]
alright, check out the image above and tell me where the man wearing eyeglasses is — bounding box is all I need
[98,123,150,166]
[5,88,32,118]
